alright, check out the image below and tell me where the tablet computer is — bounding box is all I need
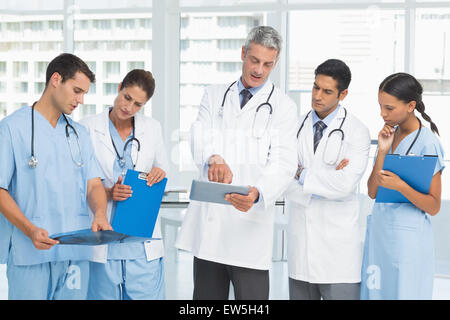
[189,180,250,205]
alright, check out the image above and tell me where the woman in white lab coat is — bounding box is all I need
[80,69,169,300]
[285,59,371,300]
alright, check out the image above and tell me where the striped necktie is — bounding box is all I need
[240,89,253,109]
[313,120,327,153]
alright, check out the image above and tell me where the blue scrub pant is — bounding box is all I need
[7,260,89,300]
[87,257,165,300]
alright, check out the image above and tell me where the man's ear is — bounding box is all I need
[49,72,62,88]
[338,89,348,101]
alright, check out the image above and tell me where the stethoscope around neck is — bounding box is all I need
[28,101,83,168]
[296,107,348,166]
[220,81,275,139]
[109,109,141,172]
[393,117,422,156]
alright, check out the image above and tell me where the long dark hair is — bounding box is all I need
[379,72,439,135]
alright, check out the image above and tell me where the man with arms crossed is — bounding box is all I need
[285,59,370,300]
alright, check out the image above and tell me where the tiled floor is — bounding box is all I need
[1,250,450,300]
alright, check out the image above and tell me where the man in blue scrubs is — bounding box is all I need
[0,53,111,300]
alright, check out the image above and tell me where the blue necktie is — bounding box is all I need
[313,121,327,153]
[240,89,253,109]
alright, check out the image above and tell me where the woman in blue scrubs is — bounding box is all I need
[81,69,168,300]
[360,73,445,299]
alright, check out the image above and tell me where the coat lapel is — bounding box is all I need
[94,108,116,156]
[298,112,314,167]
[225,81,242,118]
[132,113,146,169]
[236,80,273,117]
[314,106,346,156]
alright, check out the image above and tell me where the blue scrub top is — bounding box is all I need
[107,118,147,260]
[0,106,103,266]
[371,126,445,235]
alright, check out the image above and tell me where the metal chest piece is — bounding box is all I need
[28,156,38,169]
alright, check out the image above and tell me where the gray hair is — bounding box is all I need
[244,26,283,57]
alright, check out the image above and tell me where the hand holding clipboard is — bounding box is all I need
[376,154,437,203]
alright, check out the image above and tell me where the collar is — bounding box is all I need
[312,104,341,128]
[98,107,145,137]
[237,77,267,96]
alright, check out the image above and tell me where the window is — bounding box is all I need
[34,62,48,80]
[414,8,450,199]
[217,39,243,50]
[128,61,145,70]
[217,62,241,73]
[178,12,266,171]
[103,83,119,96]
[79,104,97,118]
[139,18,152,29]
[0,62,6,76]
[116,19,135,30]
[82,61,95,74]
[34,82,45,94]
[73,8,152,120]
[288,9,404,139]
[93,19,112,30]
[13,62,28,77]
[103,62,121,79]
[14,82,28,94]
[48,20,63,31]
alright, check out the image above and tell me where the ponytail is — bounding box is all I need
[415,100,440,136]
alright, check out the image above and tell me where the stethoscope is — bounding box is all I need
[296,107,347,165]
[109,110,141,173]
[219,81,275,139]
[392,117,422,156]
[28,101,83,168]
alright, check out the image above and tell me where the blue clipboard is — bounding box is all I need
[376,154,437,203]
[50,170,167,245]
[112,170,167,237]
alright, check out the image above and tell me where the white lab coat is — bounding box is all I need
[284,107,370,283]
[176,80,298,270]
[80,108,169,262]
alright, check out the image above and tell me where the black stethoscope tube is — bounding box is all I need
[109,113,141,169]
[29,101,81,168]
[296,107,347,140]
[221,81,274,114]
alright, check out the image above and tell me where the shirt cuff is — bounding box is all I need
[298,168,307,186]
[254,186,263,204]
[299,169,321,199]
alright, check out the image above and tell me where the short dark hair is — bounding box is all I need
[119,69,155,101]
[314,59,351,94]
[45,53,95,86]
